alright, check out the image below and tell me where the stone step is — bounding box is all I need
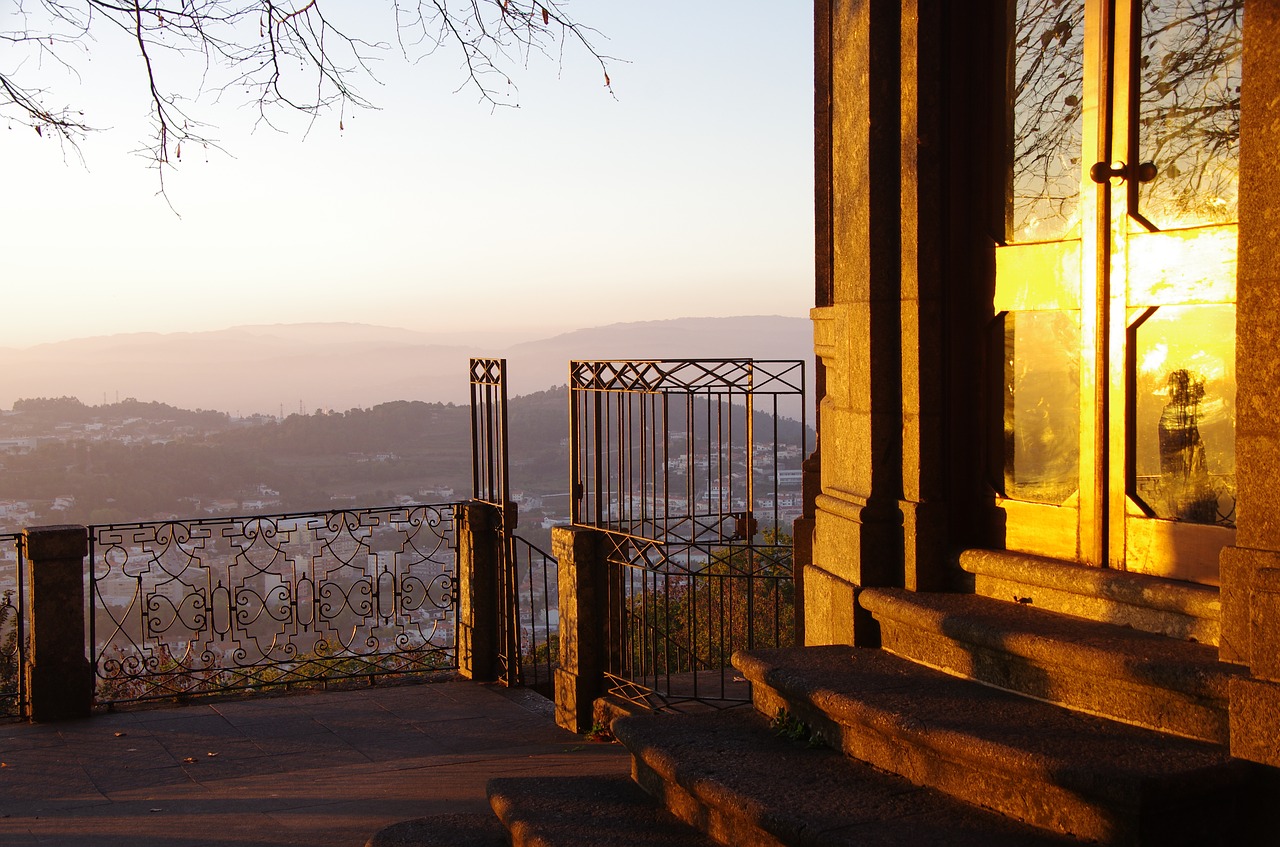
[958,549,1221,645]
[364,812,507,847]
[858,587,1241,743]
[613,708,1078,846]
[487,773,718,847]
[733,645,1256,846]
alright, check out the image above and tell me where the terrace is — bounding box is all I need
[0,357,808,846]
[0,679,628,847]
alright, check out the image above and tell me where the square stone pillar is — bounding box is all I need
[24,525,92,722]
[553,526,607,734]
[1223,0,1280,769]
[805,0,910,647]
[457,502,502,682]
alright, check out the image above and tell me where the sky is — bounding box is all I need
[1,2,815,349]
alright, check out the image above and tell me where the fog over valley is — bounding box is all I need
[0,316,811,416]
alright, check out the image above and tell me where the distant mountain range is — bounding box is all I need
[0,316,812,415]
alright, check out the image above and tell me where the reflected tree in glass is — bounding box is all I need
[1134,305,1235,526]
[1139,0,1242,228]
[1008,0,1086,243]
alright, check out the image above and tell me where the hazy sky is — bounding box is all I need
[2,2,814,349]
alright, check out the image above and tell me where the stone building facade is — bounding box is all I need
[805,0,1280,769]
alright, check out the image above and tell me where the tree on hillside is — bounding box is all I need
[3,1,612,183]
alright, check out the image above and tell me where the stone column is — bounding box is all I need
[553,525,607,734]
[805,0,906,647]
[1218,0,1280,767]
[1223,0,1280,768]
[457,501,502,682]
[24,525,92,722]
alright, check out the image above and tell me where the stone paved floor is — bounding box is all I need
[0,679,629,847]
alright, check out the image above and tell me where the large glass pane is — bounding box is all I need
[1008,0,1086,243]
[1138,0,1242,229]
[1003,310,1081,504]
[1133,305,1235,526]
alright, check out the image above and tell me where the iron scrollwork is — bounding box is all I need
[90,504,459,704]
[0,533,24,716]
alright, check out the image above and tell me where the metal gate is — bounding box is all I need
[469,358,557,693]
[569,359,807,709]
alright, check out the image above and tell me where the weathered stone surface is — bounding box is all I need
[860,587,1240,742]
[457,502,501,683]
[616,709,1075,847]
[1229,674,1280,769]
[799,563,857,646]
[24,525,92,722]
[1236,0,1280,555]
[552,526,608,734]
[960,549,1221,644]
[24,524,88,561]
[734,645,1252,846]
[1218,545,1263,665]
[488,774,715,847]
[1249,567,1280,682]
[553,667,596,736]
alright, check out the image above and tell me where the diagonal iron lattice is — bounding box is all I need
[470,357,510,509]
[569,358,809,710]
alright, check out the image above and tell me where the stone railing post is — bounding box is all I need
[553,525,608,733]
[24,525,92,722]
[457,501,502,682]
[793,448,821,647]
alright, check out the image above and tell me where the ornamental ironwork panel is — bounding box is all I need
[89,504,459,704]
[602,532,794,711]
[470,357,510,509]
[569,359,807,542]
[0,533,25,717]
[569,359,808,709]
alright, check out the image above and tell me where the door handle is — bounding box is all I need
[1089,161,1128,184]
[1089,161,1159,184]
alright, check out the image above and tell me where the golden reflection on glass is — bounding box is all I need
[1003,311,1081,504]
[1134,305,1235,526]
[1138,0,1241,229]
[1007,0,1085,243]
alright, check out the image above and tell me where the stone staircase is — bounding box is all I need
[367,555,1275,846]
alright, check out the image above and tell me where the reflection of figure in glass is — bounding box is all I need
[1158,369,1217,523]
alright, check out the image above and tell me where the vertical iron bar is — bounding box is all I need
[594,391,604,526]
[745,363,756,651]
[16,535,26,713]
[566,360,802,708]
[569,363,580,525]
[86,529,97,694]
[496,360,510,509]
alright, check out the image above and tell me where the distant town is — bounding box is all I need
[0,390,811,551]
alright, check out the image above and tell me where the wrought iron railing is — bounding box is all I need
[602,532,794,710]
[0,533,26,717]
[88,504,460,705]
[500,534,558,695]
[471,356,560,692]
[570,359,807,709]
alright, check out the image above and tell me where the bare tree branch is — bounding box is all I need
[1,0,615,197]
